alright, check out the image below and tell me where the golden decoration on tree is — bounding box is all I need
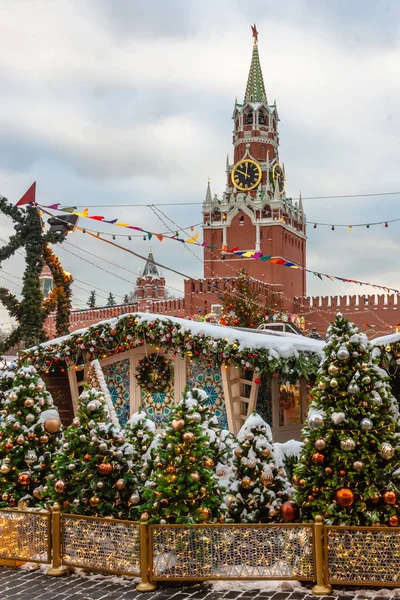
[27,433,36,441]
[39,435,48,443]
[97,463,113,475]
[218,516,225,523]
[166,465,176,474]
[292,474,299,485]
[182,432,195,443]
[260,473,274,486]
[190,471,200,482]
[389,515,399,527]
[383,490,397,505]
[335,488,355,507]
[44,418,61,433]
[4,442,13,452]
[325,467,333,475]
[299,478,306,488]
[24,398,34,408]
[16,436,25,445]
[280,501,299,522]
[17,472,31,485]
[261,448,271,458]
[200,507,211,520]
[234,446,243,458]
[171,419,185,432]
[140,512,150,521]
[84,454,92,462]
[312,452,325,465]
[115,479,125,490]
[241,476,252,489]
[54,480,66,493]
[203,457,214,468]
[90,496,101,507]
[72,418,80,427]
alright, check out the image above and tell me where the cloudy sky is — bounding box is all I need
[1,0,400,327]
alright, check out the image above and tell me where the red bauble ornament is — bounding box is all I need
[389,515,399,527]
[339,470,346,477]
[4,442,13,452]
[383,491,397,505]
[335,488,355,507]
[254,378,261,385]
[97,463,113,475]
[312,452,325,465]
[280,501,299,522]
[325,467,333,475]
[84,454,92,462]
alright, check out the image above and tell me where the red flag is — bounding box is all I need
[16,182,36,206]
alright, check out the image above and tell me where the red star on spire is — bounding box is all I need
[251,23,258,43]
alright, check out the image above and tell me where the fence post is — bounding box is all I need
[312,515,332,595]
[47,503,66,577]
[136,522,157,592]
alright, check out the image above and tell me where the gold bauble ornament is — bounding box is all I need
[115,479,125,490]
[234,446,243,458]
[383,490,397,505]
[39,435,49,444]
[385,346,392,353]
[200,507,211,520]
[140,512,150,521]
[292,474,299,485]
[171,419,185,432]
[190,471,200,482]
[54,480,66,493]
[241,476,252,489]
[90,496,101,507]
[36,383,45,392]
[0,463,10,474]
[312,452,325,465]
[16,435,25,445]
[260,473,274,486]
[44,418,61,434]
[128,492,140,505]
[18,472,31,486]
[299,479,306,488]
[182,432,195,443]
[189,456,196,463]
[389,515,399,527]
[72,418,81,427]
[4,442,13,452]
[166,465,176,474]
[261,448,271,458]
[335,488,355,507]
[97,463,113,475]
[1,493,9,501]
[325,467,333,475]
[218,516,225,523]
[203,457,214,468]
[24,398,34,408]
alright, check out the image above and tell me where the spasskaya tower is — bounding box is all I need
[202,25,306,306]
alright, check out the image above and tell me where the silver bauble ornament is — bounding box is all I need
[347,383,360,394]
[330,378,338,388]
[380,442,395,459]
[114,450,123,458]
[97,481,104,488]
[360,418,373,430]
[308,413,324,430]
[72,418,80,427]
[192,412,201,423]
[337,347,350,361]
[63,443,70,451]
[328,364,339,375]
[87,401,97,411]
[353,461,363,471]
[340,437,356,451]
[99,443,108,451]
[25,413,36,423]
[317,381,326,390]
[129,492,140,505]
[0,463,10,474]
[68,463,76,470]
[25,450,37,465]
[362,376,371,384]
[72,499,80,506]
[314,439,327,451]
[79,435,86,442]
[247,459,257,469]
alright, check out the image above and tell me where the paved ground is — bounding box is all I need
[0,567,399,600]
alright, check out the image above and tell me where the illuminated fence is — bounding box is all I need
[325,526,400,587]
[61,514,141,576]
[0,509,51,564]
[150,524,315,581]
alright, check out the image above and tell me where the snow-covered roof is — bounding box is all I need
[371,332,400,347]
[37,312,324,359]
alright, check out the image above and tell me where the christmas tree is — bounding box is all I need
[49,386,141,518]
[220,268,282,328]
[141,392,224,523]
[293,313,400,526]
[0,365,63,508]
[228,413,292,523]
[124,409,155,479]
[187,387,235,490]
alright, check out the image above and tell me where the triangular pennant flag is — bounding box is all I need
[186,232,199,244]
[60,206,77,213]
[75,208,89,217]
[156,234,163,241]
[227,247,240,253]
[43,203,61,210]
[88,215,104,221]
[16,182,36,206]
[259,255,273,261]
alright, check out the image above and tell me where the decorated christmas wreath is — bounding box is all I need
[135,355,172,393]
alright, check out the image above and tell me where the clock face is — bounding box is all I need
[231,159,262,191]
[272,163,285,194]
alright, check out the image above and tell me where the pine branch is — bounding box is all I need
[0,324,22,355]
[0,234,23,264]
[0,287,21,319]
[0,196,24,222]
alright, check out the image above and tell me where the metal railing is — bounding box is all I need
[1,506,400,593]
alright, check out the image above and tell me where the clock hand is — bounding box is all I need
[236,169,250,179]
[245,162,248,176]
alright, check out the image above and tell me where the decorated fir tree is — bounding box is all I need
[293,313,400,526]
[49,386,141,518]
[141,392,224,523]
[0,365,63,508]
[187,387,235,490]
[124,408,156,479]
[227,413,292,522]
[220,268,282,328]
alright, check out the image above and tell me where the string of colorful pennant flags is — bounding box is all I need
[32,201,400,299]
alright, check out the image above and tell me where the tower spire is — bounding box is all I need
[204,178,212,205]
[244,24,267,104]
[142,249,160,277]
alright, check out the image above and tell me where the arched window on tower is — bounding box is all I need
[239,215,244,227]
[258,110,267,125]
[262,204,272,219]
[245,109,253,125]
